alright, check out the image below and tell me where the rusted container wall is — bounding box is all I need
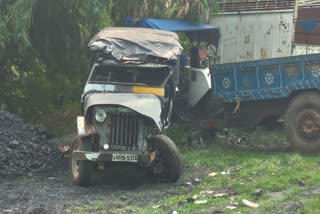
[211,10,294,64]
[293,6,320,55]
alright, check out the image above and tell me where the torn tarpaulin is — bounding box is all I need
[88,27,183,62]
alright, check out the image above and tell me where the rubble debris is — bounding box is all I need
[214,193,227,198]
[242,199,259,208]
[251,188,263,197]
[298,179,305,187]
[192,178,201,185]
[188,131,205,148]
[184,182,192,186]
[226,205,237,210]
[220,170,230,175]
[0,105,60,180]
[59,146,70,158]
[208,172,217,177]
[192,195,198,200]
[187,198,195,203]
[194,199,208,205]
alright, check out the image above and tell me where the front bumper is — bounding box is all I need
[73,150,156,164]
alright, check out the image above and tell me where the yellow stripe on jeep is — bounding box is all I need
[132,86,164,96]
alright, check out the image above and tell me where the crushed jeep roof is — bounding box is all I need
[88,27,183,62]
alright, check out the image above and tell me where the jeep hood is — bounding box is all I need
[83,93,163,130]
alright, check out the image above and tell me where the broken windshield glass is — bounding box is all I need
[89,65,171,86]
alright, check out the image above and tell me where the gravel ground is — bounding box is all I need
[0,159,211,214]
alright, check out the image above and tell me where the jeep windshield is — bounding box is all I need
[89,63,172,87]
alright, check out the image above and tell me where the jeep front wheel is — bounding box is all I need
[70,137,95,186]
[150,135,182,182]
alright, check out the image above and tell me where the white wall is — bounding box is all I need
[211,10,295,64]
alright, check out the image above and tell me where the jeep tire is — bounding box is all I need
[150,135,182,182]
[70,136,95,186]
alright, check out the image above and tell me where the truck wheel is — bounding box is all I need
[150,135,182,182]
[70,137,95,186]
[285,92,320,154]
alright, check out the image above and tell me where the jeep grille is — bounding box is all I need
[106,112,152,150]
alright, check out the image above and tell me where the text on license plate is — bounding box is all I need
[112,154,138,162]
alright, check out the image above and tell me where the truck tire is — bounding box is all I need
[285,91,320,154]
[150,135,182,182]
[70,137,95,186]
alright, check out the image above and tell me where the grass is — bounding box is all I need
[70,124,320,213]
[298,196,320,213]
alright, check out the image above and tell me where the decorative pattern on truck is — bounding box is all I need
[222,77,231,89]
[265,73,275,85]
[283,64,300,80]
[308,64,320,78]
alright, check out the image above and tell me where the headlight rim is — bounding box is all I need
[95,108,107,123]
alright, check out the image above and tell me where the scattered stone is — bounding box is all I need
[194,200,208,205]
[27,172,33,177]
[185,182,192,186]
[152,205,160,209]
[226,205,237,210]
[214,193,227,198]
[208,172,217,177]
[298,179,305,187]
[192,195,198,200]
[251,188,263,197]
[192,178,201,185]
[220,170,230,175]
[8,140,20,149]
[242,199,259,208]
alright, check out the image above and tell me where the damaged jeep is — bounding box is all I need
[70,27,183,186]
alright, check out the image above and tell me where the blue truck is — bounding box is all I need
[206,53,320,154]
[126,18,320,154]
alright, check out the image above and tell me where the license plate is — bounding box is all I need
[112,154,138,162]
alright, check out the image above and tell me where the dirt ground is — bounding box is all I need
[1,131,320,214]
[0,158,213,214]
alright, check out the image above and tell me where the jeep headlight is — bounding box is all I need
[95,108,106,123]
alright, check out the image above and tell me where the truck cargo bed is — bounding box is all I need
[211,53,320,103]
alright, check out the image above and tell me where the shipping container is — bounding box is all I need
[211,0,320,64]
